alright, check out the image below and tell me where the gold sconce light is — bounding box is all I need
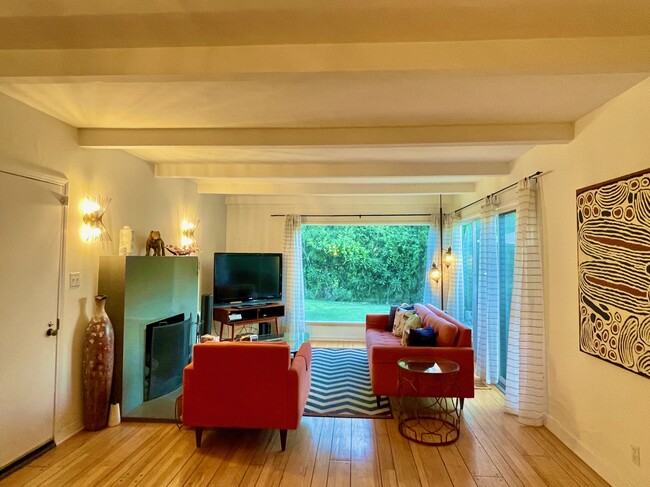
[181,220,198,249]
[80,196,111,243]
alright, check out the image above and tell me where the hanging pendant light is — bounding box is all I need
[444,247,454,268]
[428,262,441,283]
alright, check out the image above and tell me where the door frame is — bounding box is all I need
[0,157,68,441]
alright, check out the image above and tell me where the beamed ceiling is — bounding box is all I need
[0,1,649,196]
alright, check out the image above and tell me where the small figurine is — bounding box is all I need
[146,230,165,256]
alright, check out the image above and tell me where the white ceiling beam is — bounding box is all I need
[1,36,649,82]
[79,124,573,148]
[154,161,510,179]
[196,181,475,196]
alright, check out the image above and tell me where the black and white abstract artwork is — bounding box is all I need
[577,168,650,378]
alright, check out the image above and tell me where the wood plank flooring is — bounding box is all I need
[0,342,608,486]
[0,385,609,487]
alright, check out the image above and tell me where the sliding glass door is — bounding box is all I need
[459,210,516,390]
[497,211,516,390]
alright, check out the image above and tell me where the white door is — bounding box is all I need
[0,170,64,470]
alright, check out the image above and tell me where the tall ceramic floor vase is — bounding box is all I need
[82,295,115,431]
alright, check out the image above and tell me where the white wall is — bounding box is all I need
[468,78,650,487]
[0,93,226,442]
[225,194,442,252]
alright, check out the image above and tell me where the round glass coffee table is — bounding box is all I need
[397,357,461,445]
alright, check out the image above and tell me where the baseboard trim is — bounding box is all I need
[307,322,365,342]
[545,414,634,487]
[54,421,84,445]
[0,440,55,479]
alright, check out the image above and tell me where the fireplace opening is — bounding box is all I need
[144,313,194,401]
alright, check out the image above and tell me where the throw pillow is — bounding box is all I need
[392,304,415,337]
[388,305,399,330]
[407,326,438,347]
[400,313,423,346]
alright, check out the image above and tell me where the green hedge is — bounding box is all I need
[302,225,429,305]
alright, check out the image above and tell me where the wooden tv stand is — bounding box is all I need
[213,302,285,340]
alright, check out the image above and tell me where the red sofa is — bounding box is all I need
[183,341,312,450]
[365,304,474,406]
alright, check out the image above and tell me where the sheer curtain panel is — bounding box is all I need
[282,215,306,335]
[423,214,441,307]
[446,215,465,321]
[475,195,501,384]
[505,178,547,425]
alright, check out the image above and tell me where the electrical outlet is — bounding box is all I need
[632,445,641,467]
[69,272,81,288]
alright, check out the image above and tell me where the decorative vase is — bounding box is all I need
[82,295,115,431]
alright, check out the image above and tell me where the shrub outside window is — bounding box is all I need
[302,225,429,322]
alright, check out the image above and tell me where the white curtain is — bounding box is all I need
[475,195,501,384]
[440,214,452,309]
[423,214,441,306]
[282,215,306,334]
[446,214,465,320]
[505,178,546,425]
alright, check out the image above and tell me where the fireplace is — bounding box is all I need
[144,313,194,401]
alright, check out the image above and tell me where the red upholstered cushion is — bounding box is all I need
[425,304,472,347]
[421,313,457,347]
[366,328,401,348]
[435,320,458,347]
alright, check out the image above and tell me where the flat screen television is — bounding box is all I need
[213,252,282,304]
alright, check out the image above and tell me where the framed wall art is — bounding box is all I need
[576,167,650,378]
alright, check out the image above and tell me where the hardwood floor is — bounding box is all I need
[0,385,609,487]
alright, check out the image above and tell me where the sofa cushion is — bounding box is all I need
[400,313,423,346]
[425,304,472,347]
[407,326,438,346]
[366,328,401,349]
[420,313,458,347]
[435,319,458,346]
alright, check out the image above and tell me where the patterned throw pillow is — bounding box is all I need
[392,304,415,337]
[400,313,422,346]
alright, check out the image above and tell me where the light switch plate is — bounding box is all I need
[69,272,81,287]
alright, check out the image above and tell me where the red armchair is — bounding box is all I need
[182,341,312,450]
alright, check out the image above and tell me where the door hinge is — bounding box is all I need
[60,195,69,206]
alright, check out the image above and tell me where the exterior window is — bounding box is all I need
[302,225,429,322]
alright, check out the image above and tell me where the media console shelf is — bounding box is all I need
[213,302,285,340]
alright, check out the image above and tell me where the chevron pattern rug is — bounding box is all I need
[304,348,392,418]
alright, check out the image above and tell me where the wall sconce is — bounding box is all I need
[80,196,111,243]
[428,262,441,283]
[181,220,198,249]
[444,247,454,268]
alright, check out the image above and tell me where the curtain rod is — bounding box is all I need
[270,213,432,218]
[453,170,545,214]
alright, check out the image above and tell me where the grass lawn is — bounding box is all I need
[305,299,390,323]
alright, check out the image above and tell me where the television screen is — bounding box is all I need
[214,253,282,304]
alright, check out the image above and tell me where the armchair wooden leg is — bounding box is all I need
[376,395,381,408]
[280,429,287,451]
[195,427,203,448]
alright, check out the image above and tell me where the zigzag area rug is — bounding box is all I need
[304,348,392,418]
